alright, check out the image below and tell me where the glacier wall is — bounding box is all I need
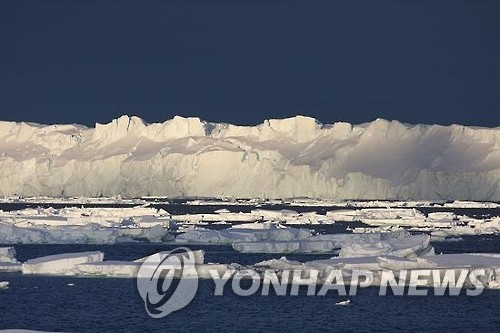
[0,115,498,200]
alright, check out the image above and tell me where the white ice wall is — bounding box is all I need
[0,115,498,200]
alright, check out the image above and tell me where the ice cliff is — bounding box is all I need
[0,115,498,200]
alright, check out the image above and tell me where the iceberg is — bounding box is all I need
[0,247,21,272]
[0,247,18,263]
[337,233,434,259]
[231,229,434,256]
[254,257,304,270]
[22,251,104,275]
[75,261,142,278]
[5,245,499,289]
[0,115,498,200]
[232,240,340,254]
[0,204,173,244]
[73,250,205,278]
[0,221,171,244]
[175,226,312,244]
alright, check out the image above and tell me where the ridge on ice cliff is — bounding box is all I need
[0,115,498,200]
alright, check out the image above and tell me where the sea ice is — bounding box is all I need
[0,247,18,263]
[22,251,104,275]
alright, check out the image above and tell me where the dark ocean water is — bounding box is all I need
[0,273,499,333]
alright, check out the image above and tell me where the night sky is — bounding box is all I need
[0,0,499,127]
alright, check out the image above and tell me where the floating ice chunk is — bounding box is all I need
[175,228,233,244]
[0,262,22,272]
[176,227,312,244]
[119,225,172,242]
[230,221,285,230]
[233,240,339,253]
[231,229,434,255]
[305,256,381,271]
[254,257,303,270]
[0,247,18,263]
[0,222,119,244]
[76,261,141,278]
[378,253,500,289]
[74,250,205,278]
[339,234,434,259]
[0,281,9,289]
[431,219,500,238]
[22,251,104,275]
[421,253,500,268]
[377,256,421,270]
[427,212,457,221]
[76,262,234,279]
[335,300,351,306]
[195,263,243,279]
[133,250,205,264]
[0,221,171,244]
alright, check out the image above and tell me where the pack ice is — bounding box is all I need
[0,247,21,272]
[176,224,434,257]
[0,115,498,200]
[12,248,500,289]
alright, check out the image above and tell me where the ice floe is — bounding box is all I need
[22,252,104,275]
[7,248,499,289]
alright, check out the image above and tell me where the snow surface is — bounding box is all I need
[0,115,498,200]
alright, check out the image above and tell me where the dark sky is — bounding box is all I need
[0,0,499,127]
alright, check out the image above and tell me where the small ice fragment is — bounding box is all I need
[335,299,350,306]
[0,281,9,289]
[67,283,75,286]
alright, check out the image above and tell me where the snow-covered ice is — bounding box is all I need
[0,199,498,245]
[0,247,21,272]
[22,251,104,275]
[0,247,18,263]
[232,230,434,256]
[175,226,312,245]
[0,205,172,244]
[2,243,498,289]
[0,115,498,200]
[28,250,208,278]
[233,240,340,254]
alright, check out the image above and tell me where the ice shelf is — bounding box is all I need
[0,116,498,200]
